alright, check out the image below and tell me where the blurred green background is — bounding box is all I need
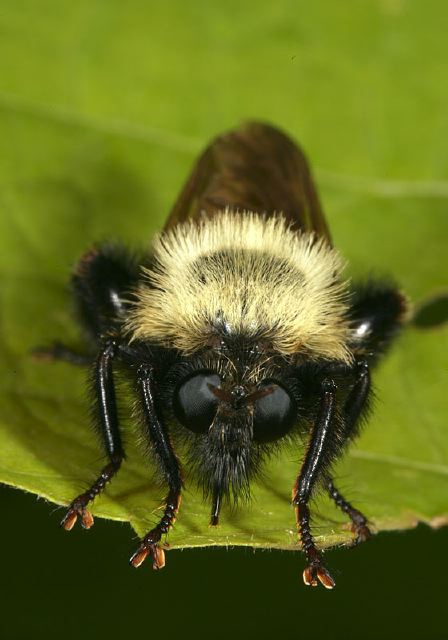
[0,1,447,638]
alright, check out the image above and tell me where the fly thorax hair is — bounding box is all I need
[165,347,283,502]
[126,211,354,365]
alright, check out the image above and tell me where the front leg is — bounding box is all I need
[293,379,338,589]
[61,338,124,530]
[129,364,183,570]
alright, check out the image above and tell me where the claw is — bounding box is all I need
[129,546,150,568]
[81,509,94,529]
[61,510,78,531]
[353,524,371,545]
[316,566,336,589]
[61,505,94,531]
[152,545,166,570]
[303,566,318,587]
[130,542,165,570]
[303,564,336,589]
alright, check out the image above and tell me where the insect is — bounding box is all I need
[38,122,408,588]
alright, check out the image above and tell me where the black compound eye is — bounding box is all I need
[253,381,296,443]
[173,371,221,433]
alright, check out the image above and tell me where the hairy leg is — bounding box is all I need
[327,480,371,544]
[292,379,338,589]
[129,364,183,570]
[61,339,125,530]
[327,359,372,543]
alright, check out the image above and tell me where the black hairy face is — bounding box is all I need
[172,369,296,443]
[161,343,300,500]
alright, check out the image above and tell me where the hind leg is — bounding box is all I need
[327,480,371,544]
[32,342,91,365]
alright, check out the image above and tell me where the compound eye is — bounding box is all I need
[253,381,295,443]
[173,371,220,433]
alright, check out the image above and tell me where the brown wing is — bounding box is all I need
[164,121,331,243]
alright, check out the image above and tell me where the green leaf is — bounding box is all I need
[0,1,447,554]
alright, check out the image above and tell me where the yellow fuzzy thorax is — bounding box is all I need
[126,211,353,363]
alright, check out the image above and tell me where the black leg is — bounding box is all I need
[61,339,125,530]
[327,481,371,544]
[327,359,372,543]
[343,359,371,440]
[129,364,183,571]
[32,341,92,366]
[292,379,338,589]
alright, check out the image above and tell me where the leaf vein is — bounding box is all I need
[1,90,448,199]
[350,449,448,476]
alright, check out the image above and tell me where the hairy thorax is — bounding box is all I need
[126,211,353,364]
